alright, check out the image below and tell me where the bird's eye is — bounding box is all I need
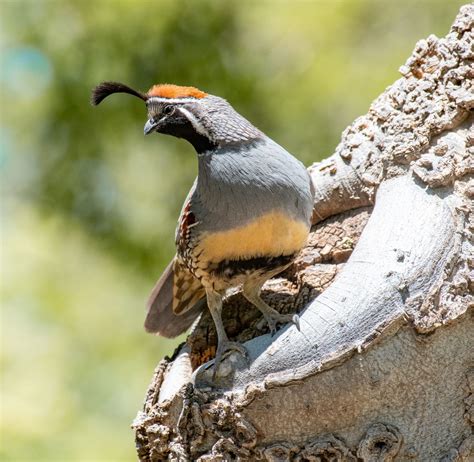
[163,105,174,115]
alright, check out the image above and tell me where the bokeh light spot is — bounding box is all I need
[2,47,53,98]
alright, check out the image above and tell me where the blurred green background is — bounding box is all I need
[0,0,465,460]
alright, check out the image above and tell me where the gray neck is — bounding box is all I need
[196,96,264,146]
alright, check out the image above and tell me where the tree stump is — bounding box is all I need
[133,5,473,461]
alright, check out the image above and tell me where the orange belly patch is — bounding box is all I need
[195,211,310,263]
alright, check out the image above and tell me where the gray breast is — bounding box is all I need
[191,138,314,233]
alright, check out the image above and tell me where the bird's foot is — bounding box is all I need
[264,313,300,336]
[213,340,248,380]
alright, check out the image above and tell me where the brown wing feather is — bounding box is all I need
[144,257,205,337]
[172,258,206,315]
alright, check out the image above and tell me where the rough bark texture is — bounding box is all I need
[133,5,474,461]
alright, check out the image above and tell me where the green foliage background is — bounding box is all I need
[1,0,464,460]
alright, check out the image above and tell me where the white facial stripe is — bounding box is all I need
[176,107,210,137]
[147,96,201,104]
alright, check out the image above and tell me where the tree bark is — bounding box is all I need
[133,5,473,461]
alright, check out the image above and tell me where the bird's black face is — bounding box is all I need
[144,102,188,136]
[144,101,216,153]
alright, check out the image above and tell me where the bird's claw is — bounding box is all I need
[212,340,248,380]
[265,313,300,336]
[292,314,301,331]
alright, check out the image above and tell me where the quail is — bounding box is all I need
[92,82,315,373]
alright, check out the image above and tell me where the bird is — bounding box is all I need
[91,81,315,374]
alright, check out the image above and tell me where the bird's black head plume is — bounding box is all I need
[91,81,148,106]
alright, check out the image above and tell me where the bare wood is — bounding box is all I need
[133,5,474,461]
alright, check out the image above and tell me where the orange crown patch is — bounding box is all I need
[147,84,208,99]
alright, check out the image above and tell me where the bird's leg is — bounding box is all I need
[206,288,248,377]
[243,280,300,336]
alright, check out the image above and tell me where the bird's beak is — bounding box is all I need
[144,118,159,135]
